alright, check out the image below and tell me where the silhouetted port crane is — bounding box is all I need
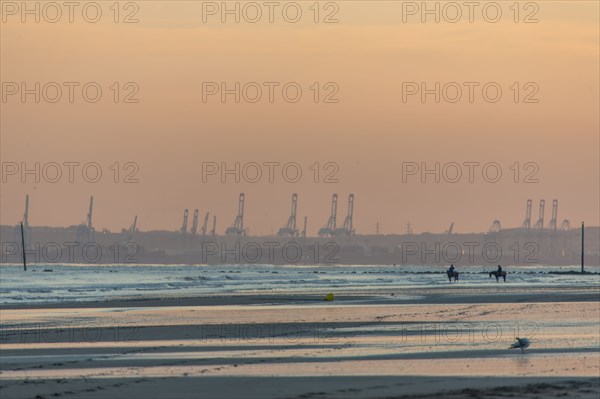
[489,220,502,233]
[200,212,210,236]
[534,199,545,229]
[76,196,95,243]
[547,200,558,230]
[444,222,454,235]
[335,194,355,235]
[190,209,199,235]
[318,194,338,237]
[211,215,217,236]
[522,199,532,229]
[127,215,138,243]
[180,209,189,234]
[278,193,299,237]
[226,193,246,236]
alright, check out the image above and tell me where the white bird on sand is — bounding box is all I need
[509,337,530,353]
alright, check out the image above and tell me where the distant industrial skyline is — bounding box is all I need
[2,192,593,237]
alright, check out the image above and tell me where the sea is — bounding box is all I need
[1,263,598,305]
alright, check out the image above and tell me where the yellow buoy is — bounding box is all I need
[324,293,334,301]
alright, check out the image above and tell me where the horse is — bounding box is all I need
[447,271,459,282]
[489,271,507,282]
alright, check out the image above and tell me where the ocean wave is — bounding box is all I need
[1,264,598,305]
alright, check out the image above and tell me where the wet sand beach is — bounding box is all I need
[1,284,599,398]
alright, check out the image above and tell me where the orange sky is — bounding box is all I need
[1,1,599,235]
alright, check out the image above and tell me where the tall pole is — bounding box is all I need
[581,221,584,273]
[20,222,27,271]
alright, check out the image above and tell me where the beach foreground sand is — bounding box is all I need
[1,286,599,398]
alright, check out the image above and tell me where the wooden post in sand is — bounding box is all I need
[20,222,27,271]
[581,221,584,273]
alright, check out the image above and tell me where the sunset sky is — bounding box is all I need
[1,1,598,235]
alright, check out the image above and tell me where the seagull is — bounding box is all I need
[509,337,530,353]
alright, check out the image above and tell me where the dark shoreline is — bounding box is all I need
[2,286,599,310]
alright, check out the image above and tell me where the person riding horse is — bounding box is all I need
[490,265,507,282]
[447,264,459,282]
